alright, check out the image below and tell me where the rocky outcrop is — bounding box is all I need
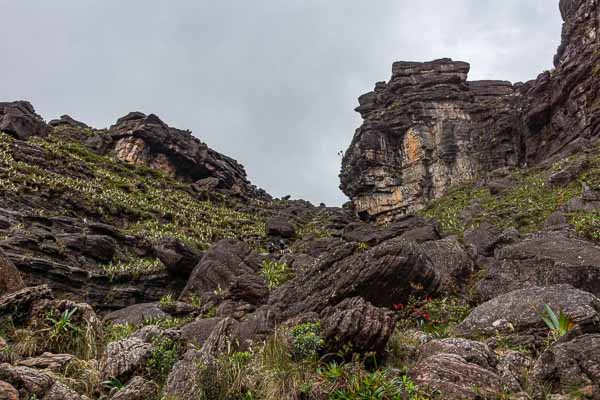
[340,59,523,222]
[101,112,266,198]
[458,285,600,340]
[320,297,395,355]
[532,334,600,395]
[340,0,600,222]
[474,230,600,301]
[0,248,24,296]
[0,101,50,140]
[268,238,440,322]
[411,338,509,399]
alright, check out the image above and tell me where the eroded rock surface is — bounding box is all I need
[341,0,600,222]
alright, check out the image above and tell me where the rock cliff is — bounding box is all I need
[341,0,600,222]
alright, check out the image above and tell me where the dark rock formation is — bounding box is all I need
[458,285,600,339]
[340,59,523,222]
[0,101,50,140]
[340,0,600,221]
[411,338,508,399]
[179,239,267,308]
[103,112,266,198]
[320,297,395,355]
[268,238,440,322]
[0,248,24,296]
[265,217,296,238]
[475,230,600,301]
[532,334,600,395]
[109,376,158,400]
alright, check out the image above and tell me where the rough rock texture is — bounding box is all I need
[179,239,267,308]
[0,363,54,398]
[0,285,53,325]
[265,217,296,238]
[17,353,75,372]
[105,112,266,198]
[0,248,24,296]
[0,380,19,400]
[458,285,600,338]
[475,230,600,301]
[103,303,168,326]
[421,236,474,294]
[340,0,600,221]
[110,376,158,400]
[320,297,395,355]
[268,238,440,322]
[340,59,523,222]
[532,334,600,393]
[0,101,50,140]
[411,339,507,399]
[100,337,153,381]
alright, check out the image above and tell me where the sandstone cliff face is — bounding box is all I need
[106,112,266,199]
[340,0,599,222]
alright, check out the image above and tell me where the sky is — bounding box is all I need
[0,1,563,206]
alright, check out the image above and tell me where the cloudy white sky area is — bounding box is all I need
[1,1,562,206]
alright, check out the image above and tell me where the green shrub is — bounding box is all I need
[288,322,323,359]
[145,335,182,387]
[102,258,165,280]
[260,260,293,289]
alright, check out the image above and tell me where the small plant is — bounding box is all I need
[539,304,576,341]
[159,294,175,308]
[102,377,125,391]
[288,322,323,359]
[260,260,293,289]
[357,242,370,252]
[103,323,136,343]
[191,294,202,308]
[45,308,81,340]
[145,335,182,387]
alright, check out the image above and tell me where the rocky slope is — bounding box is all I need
[341,0,600,223]
[0,0,599,399]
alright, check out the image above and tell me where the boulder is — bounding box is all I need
[103,303,168,326]
[268,238,440,322]
[475,230,600,300]
[43,382,82,400]
[421,236,474,294]
[0,363,54,398]
[154,238,202,279]
[463,223,519,258]
[108,112,263,197]
[0,101,50,140]
[458,285,600,339]
[180,317,222,347]
[100,337,153,381]
[341,215,440,246]
[0,380,19,400]
[266,217,295,238]
[17,353,75,372]
[532,334,600,394]
[0,248,24,296]
[411,338,507,400]
[320,297,395,355]
[110,376,158,400]
[0,285,53,325]
[179,239,264,305]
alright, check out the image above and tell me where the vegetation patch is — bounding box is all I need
[0,132,266,252]
[420,151,600,239]
[260,260,293,289]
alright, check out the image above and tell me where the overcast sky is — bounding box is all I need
[1,1,563,206]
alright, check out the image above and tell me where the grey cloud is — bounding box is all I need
[0,1,562,205]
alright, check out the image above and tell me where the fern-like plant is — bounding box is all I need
[539,304,576,339]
